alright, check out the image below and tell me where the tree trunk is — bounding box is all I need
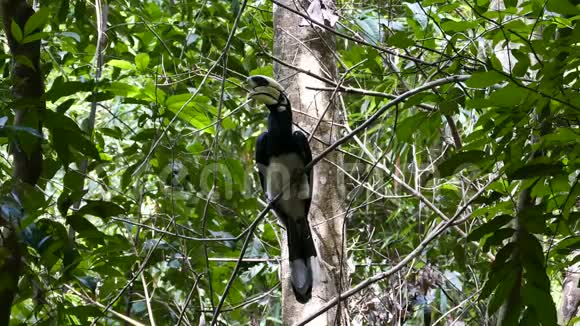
[559,257,580,324]
[273,1,348,324]
[0,0,44,323]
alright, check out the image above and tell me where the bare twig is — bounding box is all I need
[294,180,496,325]
[305,75,470,170]
[66,285,147,326]
[307,85,436,112]
[209,194,278,325]
[140,273,156,326]
[208,257,279,263]
[177,273,202,325]
[269,0,433,66]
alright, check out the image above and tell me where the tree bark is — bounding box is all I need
[0,0,44,323]
[559,257,580,324]
[273,1,348,324]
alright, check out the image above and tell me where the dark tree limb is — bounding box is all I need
[1,0,44,185]
[0,0,44,323]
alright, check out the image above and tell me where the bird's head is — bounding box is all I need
[245,75,290,112]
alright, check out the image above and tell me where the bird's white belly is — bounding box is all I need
[266,153,310,221]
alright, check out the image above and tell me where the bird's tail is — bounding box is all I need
[286,218,317,303]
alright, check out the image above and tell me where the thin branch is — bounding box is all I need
[307,85,436,112]
[70,0,108,241]
[444,115,463,149]
[140,273,156,326]
[209,195,276,325]
[177,273,202,325]
[432,289,481,325]
[269,0,433,66]
[307,59,366,142]
[294,180,496,325]
[208,257,279,263]
[305,75,470,171]
[66,286,147,326]
[110,217,237,242]
[133,0,247,178]
[270,52,437,112]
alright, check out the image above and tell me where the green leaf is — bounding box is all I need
[11,20,23,43]
[75,276,98,292]
[54,128,100,160]
[488,84,528,107]
[480,257,515,299]
[135,53,150,71]
[43,110,84,133]
[121,163,140,190]
[522,284,557,325]
[249,66,273,77]
[165,94,216,133]
[504,0,517,7]
[441,20,478,33]
[519,208,549,234]
[56,99,76,113]
[465,71,506,88]
[509,162,564,180]
[438,150,486,177]
[357,17,382,43]
[387,31,414,49]
[14,55,35,70]
[106,82,140,97]
[60,31,80,42]
[467,214,513,242]
[77,200,125,219]
[546,0,580,16]
[24,8,49,35]
[67,215,105,241]
[489,268,519,314]
[44,77,94,102]
[396,112,431,142]
[453,244,467,268]
[541,128,580,147]
[512,49,531,77]
[494,243,517,269]
[552,236,580,254]
[483,228,515,251]
[44,110,101,164]
[522,259,550,293]
[520,232,546,268]
[440,87,465,115]
[22,32,50,44]
[34,218,68,248]
[107,59,134,70]
[57,170,86,216]
[227,56,248,75]
[0,125,42,139]
[563,182,580,219]
[568,316,580,326]
[231,0,240,14]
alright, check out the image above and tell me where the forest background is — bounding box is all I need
[0,0,579,325]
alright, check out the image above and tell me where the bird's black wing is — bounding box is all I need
[255,132,269,195]
[293,130,312,164]
[292,130,313,210]
[288,130,316,303]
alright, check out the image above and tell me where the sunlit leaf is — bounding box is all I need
[466,71,507,88]
[135,53,150,71]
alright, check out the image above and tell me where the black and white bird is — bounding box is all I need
[246,75,317,303]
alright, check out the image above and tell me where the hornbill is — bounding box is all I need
[246,75,317,303]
